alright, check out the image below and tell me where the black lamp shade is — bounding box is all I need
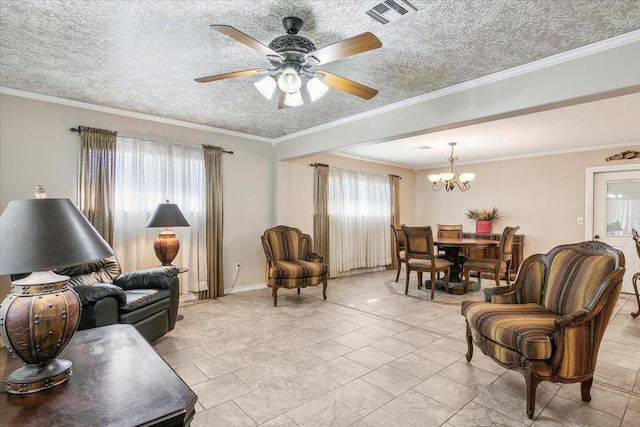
[0,198,114,275]
[146,202,190,228]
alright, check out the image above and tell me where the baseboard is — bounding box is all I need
[225,283,268,294]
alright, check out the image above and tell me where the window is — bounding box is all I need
[328,167,391,276]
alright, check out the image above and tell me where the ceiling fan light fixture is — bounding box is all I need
[277,67,302,94]
[254,76,277,99]
[284,91,303,107]
[307,77,329,102]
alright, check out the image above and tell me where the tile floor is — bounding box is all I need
[153,270,640,426]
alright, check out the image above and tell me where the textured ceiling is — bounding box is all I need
[1,0,639,141]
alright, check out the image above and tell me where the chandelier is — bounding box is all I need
[428,142,475,192]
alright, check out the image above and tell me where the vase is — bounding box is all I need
[476,220,491,234]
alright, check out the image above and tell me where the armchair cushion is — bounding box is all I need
[120,289,171,313]
[462,301,561,360]
[270,260,328,279]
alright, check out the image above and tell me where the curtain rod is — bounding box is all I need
[70,127,233,154]
[309,162,401,179]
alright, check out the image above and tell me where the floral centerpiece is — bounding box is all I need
[466,207,502,234]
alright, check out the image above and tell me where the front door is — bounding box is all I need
[592,168,640,294]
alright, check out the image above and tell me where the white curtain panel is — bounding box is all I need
[328,167,391,276]
[113,136,207,294]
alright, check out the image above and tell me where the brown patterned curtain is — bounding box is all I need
[201,145,224,299]
[389,174,401,269]
[313,163,329,275]
[78,126,117,245]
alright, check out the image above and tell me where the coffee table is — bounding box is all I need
[1,324,197,426]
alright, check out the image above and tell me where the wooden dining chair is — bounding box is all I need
[436,224,470,262]
[463,225,520,292]
[402,225,450,299]
[391,224,406,282]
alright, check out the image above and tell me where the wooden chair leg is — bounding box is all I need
[632,273,640,318]
[395,262,401,282]
[524,369,542,419]
[297,287,301,294]
[465,323,473,362]
[581,377,593,402]
[430,270,436,299]
[417,271,423,292]
[272,286,278,307]
[405,267,410,295]
[494,268,500,287]
[322,281,327,300]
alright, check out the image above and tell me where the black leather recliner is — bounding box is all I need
[55,256,180,342]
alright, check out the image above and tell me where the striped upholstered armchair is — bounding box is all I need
[261,225,328,306]
[461,241,625,419]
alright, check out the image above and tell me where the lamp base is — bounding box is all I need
[0,271,80,395]
[7,359,72,394]
[154,230,180,266]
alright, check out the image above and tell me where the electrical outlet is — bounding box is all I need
[234,263,241,271]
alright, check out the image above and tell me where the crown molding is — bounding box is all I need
[271,30,640,144]
[0,87,272,144]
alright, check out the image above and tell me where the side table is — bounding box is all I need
[1,324,197,426]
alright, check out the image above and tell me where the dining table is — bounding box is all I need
[431,237,499,294]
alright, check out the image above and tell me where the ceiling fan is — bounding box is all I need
[195,17,382,108]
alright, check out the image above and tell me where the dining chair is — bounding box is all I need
[436,223,470,263]
[391,224,407,282]
[463,225,520,292]
[631,228,640,318]
[402,225,450,298]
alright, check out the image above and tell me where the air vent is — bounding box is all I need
[364,0,418,25]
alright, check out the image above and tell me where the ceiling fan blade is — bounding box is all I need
[278,90,285,109]
[194,69,266,83]
[305,32,381,65]
[211,25,284,60]
[317,71,378,100]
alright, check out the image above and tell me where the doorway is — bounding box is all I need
[586,164,640,294]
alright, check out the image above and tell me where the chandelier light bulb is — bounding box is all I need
[278,67,302,94]
[459,173,475,183]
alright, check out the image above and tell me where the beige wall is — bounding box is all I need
[416,145,640,258]
[2,93,638,298]
[0,94,275,296]
[277,154,416,236]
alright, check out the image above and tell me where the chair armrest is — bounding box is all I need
[113,266,179,290]
[261,236,275,265]
[73,283,127,306]
[307,250,324,263]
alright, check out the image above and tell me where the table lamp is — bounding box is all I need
[145,200,190,266]
[0,188,114,394]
